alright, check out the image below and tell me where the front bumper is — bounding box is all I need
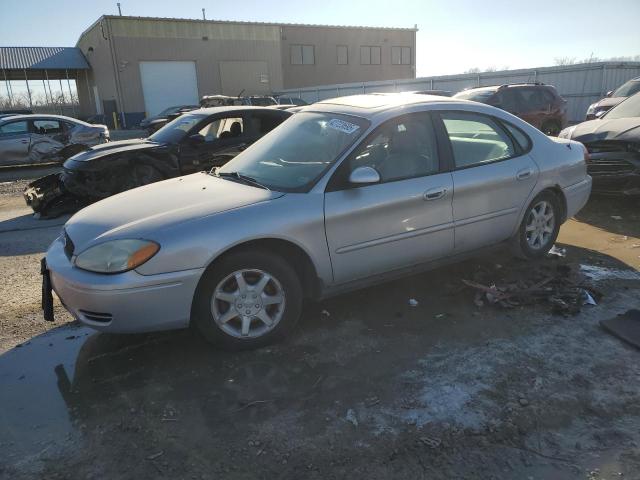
[563,176,592,219]
[587,149,640,196]
[45,235,204,333]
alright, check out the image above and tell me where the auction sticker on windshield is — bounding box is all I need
[327,119,360,134]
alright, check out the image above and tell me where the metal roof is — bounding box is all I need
[0,47,89,70]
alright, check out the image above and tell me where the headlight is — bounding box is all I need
[75,239,160,273]
[558,125,576,140]
[586,103,597,115]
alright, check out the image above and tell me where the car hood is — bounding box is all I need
[68,139,160,162]
[570,117,640,143]
[64,173,285,253]
[594,97,625,109]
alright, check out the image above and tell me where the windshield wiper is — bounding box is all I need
[215,171,270,191]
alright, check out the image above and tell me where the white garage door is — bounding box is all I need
[139,61,199,116]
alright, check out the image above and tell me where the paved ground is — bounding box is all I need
[0,178,639,479]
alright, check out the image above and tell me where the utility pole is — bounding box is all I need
[117,3,122,15]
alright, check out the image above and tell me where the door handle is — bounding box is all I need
[423,187,447,201]
[516,169,533,180]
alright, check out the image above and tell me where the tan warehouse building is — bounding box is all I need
[74,15,416,127]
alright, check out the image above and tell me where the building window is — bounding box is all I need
[392,46,411,65]
[360,46,381,65]
[290,45,315,65]
[337,45,348,65]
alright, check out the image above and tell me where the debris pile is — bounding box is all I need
[463,264,602,316]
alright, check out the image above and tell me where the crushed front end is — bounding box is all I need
[23,172,87,218]
[585,141,640,195]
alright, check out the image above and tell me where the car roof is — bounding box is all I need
[186,106,291,115]
[0,113,87,125]
[299,93,470,118]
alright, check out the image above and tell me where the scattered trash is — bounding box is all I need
[610,215,623,220]
[419,436,442,449]
[547,245,566,258]
[580,264,640,282]
[408,298,419,307]
[600,310,640,350]
[320,309,331,317]
[345,409,358,427]
[463,264,603,316]
[146,451,164,460]
[434,313,446,319]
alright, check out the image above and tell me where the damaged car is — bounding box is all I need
[139,104,199,134]
[0,114,109,167]
[559,92,640,196]
[41,93,591,350]
[24,107,291,217]
[585,76,640,120]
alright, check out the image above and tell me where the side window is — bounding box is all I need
[0,121,29,135]
[498,89,520,112]
[440,112,516,168]
[198,117,243,142]
[347,113,439,183]
[249,113,283,135]
[519,88,545,110]
[33,120,62,134]
[501,121,531,151]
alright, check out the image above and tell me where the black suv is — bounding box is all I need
[454,83,568,136]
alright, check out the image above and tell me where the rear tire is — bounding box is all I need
[512,191,561,259]
[192,250,302,350]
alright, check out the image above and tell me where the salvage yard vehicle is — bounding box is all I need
[139,104,199,134]
[0,114,109,167]
[585,76,640,120]
[559,91,640,196]
[41,93,591,350]
[24,106,291,217]
[454,83,567,136]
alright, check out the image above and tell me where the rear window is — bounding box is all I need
[453,89,497,103]
[501,121,532,151]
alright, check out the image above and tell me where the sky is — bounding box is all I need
[1,0,639,77]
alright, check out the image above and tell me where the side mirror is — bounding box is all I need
[188,134,205,145]
[349,166,380,185]
[606,90,613,97]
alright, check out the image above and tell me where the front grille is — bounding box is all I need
[586,141,630,154]
[62,230,75,259]
[79,310,113,323]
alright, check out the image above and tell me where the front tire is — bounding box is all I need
[512,191,561,259]
[192,250,302,350]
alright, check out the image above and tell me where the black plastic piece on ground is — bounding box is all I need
[600,309,640,350]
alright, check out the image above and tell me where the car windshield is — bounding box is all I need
[602,92,640,120]
[217,112,369,192]
[612,80,640,98]
[148,113,208,143]
[250,97,277,106]
[157,106,181,116]
[453,89,497,102]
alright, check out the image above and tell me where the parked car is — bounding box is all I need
[406,90,453,97]
[454,83,568,136]
[274,95,308,106]
[0,108,33,120]
[139,105,199,134]
[559,91,640,195]
[0,114,109,167]
[200,95,278,108]
[585,76,640,120]
[24,107,291,217]
[41,93,591,350]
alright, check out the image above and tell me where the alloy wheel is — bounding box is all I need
[525,200,555,250]
[211,269,286,339]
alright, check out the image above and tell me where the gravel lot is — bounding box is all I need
[0,176,639,480]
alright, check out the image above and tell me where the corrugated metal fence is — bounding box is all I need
[276,61,640,123]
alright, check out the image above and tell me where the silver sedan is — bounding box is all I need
[0,114,109,166]
[43,93,592,349]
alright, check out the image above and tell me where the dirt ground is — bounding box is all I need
[0,176,639,480]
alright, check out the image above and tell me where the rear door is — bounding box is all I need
[324,112,454,284]
[0,120,31,166]
[436,111,538,252]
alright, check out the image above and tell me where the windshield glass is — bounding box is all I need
[250,97,277,106]
[218,112,369,192]
[149,113,207,143]
[612,80,640,98]
[603,92,640,120]
[453,89,497,102]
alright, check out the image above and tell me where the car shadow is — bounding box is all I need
[0,213,67,256]
[575,195,640,238]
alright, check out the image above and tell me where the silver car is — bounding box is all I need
[0,114,109,166]
[42,94,592,349]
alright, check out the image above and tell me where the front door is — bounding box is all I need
[437,111,538,252]
[0,119,31,166]
[324,112,454,284]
